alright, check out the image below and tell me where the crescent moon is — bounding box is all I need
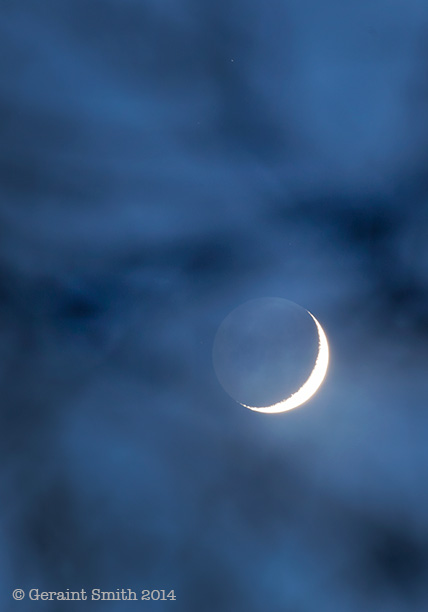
[241,311,329,413]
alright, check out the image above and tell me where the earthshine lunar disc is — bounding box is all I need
[212,298,329,413]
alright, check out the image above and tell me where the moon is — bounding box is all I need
[213,298,329,413]
[241,311,329,413]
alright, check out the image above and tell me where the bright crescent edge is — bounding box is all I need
[240,311,329,413]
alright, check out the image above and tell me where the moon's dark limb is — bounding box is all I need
[213,298,320,408]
